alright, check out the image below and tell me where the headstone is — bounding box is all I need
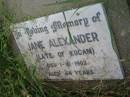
[11,3,123,80]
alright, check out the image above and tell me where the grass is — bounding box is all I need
[0,0,130,97]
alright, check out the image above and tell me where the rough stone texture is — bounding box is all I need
[5,0,130,89]
[12,3,124,80]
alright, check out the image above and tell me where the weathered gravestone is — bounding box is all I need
[7,0,130,89]
[11,3,123,81]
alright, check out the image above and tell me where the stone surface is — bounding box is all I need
[11,4,123,80]
[5,0,100,21]
[6,0,130,89]
[6,0,65,17]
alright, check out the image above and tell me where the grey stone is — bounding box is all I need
[6,0,130,89]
